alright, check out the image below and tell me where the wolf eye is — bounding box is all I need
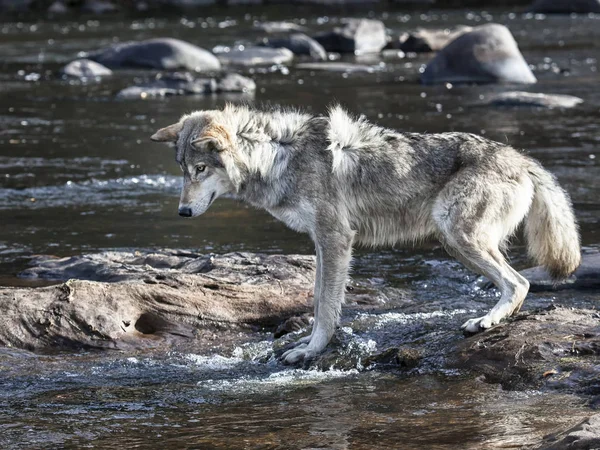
[195,165,206,174]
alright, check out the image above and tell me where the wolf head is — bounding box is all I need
[151,110,238,218]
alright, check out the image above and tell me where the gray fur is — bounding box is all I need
[151,104,581,364]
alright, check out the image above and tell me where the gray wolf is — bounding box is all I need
[151,104,581,364]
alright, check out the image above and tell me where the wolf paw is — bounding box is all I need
[281,344,317,365]
[461,315,495,334]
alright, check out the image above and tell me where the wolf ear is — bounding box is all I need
[190,122,233,152]
[150,122,183,143]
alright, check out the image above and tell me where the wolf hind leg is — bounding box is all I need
[445,242,529,333]
[434,168,533,333]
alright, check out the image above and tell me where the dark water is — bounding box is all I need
[1,6,599,449]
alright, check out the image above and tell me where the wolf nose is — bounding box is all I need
[178,207,192,217]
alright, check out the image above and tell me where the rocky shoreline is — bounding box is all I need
[1,249,599,445]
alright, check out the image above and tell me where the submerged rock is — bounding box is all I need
[87,38,221,72]
[484,91,583,109]
[387,26,472,53]
[116,72,255,99]
[217,47,294,66]
[421,23,537,85]
[5,251,315,350]
[61,59,113,78]
[260,33,327,61]
[314,18,387,54]
[530,0,600,13]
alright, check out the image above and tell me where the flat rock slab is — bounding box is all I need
[314,18,387,54]
[260,33,327,61]
[61,59,113,78]
[530,0,600,13]
[87,37,221,72]
[116,72,255,99]
[296,62,384,73]
[421,23,537,85]
[485,91,583,109]
[217,47,294,66]
[5,251,315,350]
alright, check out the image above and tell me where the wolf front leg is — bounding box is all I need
[282,229,353,364]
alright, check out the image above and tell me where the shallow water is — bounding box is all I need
[0,5,599,448]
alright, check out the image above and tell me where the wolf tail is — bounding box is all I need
[524,161,581,280]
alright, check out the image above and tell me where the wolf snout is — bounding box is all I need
[178,207,192,217]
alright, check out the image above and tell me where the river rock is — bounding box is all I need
[48,0,69,14]
[386,26,472,53]
[519,252,600,291]
[530,0,600,13]
[255,21,309,33]
[87,38,221,72]
[485,91,583,109]
[539,415,600,450]
[314,19,387,54]
[4,251,315,350]
[421,23,537,85]
[82,0,118,13]
[453,306,600,391]
[217,47,294,66]
[296,62,383,72]
[260,34,327,61]
[116,72,254,98]
[61,59,113,78]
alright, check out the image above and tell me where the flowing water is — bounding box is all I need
[0,5,599,449]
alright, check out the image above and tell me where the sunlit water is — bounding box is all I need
[0,5,599,449]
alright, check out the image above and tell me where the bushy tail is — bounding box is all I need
[525,161,581,280]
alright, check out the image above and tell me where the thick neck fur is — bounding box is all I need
[211,104,318,207]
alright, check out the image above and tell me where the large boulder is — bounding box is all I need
[217,47,294,66]
[314,18,387,54]
[260,33,327,61]
[87,38,221,72]
[530,0,600,13]
[61,59,112,78]
[421,23,537,85]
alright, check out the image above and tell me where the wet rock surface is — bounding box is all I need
[61,58,112,78]
[421,23,537,85]
[484,91,584,109]
[314,18,387,54]
[86,37,221,72]
[217,46,294,66]
[116,72,255,98]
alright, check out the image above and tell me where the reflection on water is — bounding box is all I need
[0,5,599,449]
